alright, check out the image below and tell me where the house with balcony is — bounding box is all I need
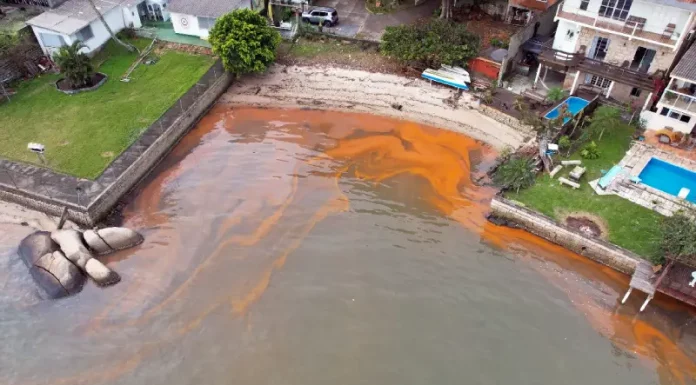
[644,41,696,134]
[532,0,696,110]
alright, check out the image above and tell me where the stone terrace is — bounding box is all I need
[609,142,696,216]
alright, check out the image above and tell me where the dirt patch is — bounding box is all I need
[561,213,609,239]
[101,151,115,158]
[276,38,407,75]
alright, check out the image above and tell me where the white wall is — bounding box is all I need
[645,104,696,133]
[31,25,73,57]
[124,5,143,29]
[561,0,693,41]
[31,5,134,57]
[171,12,202,37]
[552,19,581,52]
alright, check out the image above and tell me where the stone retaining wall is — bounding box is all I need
[86,69,234,222]
[490,197,641,275]
[478,104,533,135]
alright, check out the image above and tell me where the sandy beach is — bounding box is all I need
[221,65,533,150]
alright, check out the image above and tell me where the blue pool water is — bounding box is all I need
[544,97,590,123]
[639,157,696,203]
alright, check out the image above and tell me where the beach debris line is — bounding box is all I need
[18,227,143,299]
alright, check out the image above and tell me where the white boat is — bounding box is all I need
[421,67,470,91]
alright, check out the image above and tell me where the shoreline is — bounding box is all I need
[220,65,533,150]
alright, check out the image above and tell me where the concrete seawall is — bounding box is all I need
[490,197,640,275]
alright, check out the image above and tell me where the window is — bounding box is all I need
[198,17,216,30]
[580,0,590,10]
[75,25,94,42]
[630,87,641,97]
[588,75,611,88]
[39,33,66,48]
[599,0,633,21]
[660,107,692,123]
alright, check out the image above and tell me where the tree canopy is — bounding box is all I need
[658,210,696,267]
[381,19,480,69]
[209,9,281,75]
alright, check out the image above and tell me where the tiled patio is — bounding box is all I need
[607,142,696,216]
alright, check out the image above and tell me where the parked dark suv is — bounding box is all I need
[301,7,339,27]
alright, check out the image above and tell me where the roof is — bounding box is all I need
[647,0,696,12]
[168,0,248,18]
[672,42,696,81]
[26,0,134,36]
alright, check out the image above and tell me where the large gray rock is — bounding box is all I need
[18,232,86,299]
[51,229,120,287]
[83,227,144,255]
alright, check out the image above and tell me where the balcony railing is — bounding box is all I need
[661,90,696,114]
[556,5,680,47]
[538,47,656,91]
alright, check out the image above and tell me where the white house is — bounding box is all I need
[645,42,696,134]
[168,0,261,40]
[536,0,696,106]
[140,0,171,22]
[27,0,143,56]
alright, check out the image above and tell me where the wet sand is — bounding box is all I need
[0,106,694,385]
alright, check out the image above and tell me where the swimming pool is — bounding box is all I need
[544,96,590,123]
[639,157,696,203]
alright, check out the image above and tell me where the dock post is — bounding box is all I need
[640,295,653,312]
[621,287,633,304]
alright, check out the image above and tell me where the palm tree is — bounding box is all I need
[546,86,567,103]
[86,0,138,53]
[494,157,537,193]
[53,41,94,88]
[587,105,622,141]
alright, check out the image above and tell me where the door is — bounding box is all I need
[311,11,325,23]
[588,36,610,61]
[630,47,656,72]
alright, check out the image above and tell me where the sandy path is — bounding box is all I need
[221,65,533,149]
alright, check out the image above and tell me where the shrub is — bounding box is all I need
[209,9,281,75]
[580,141,600,159]
[489,37,508,48]
[494,156,537,193]
[558,135,571,151]
[117,26,137,40]
[53,41,94,89]
[381,19,480,69]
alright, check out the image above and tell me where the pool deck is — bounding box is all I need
[608,142,696,216]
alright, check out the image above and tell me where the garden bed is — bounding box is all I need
[55,72,107,94]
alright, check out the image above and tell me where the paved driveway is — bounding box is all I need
[313,0,368,38]
[311,0,439,40]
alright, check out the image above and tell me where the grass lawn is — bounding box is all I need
[0,38,214,179]
[506,123,664,260]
